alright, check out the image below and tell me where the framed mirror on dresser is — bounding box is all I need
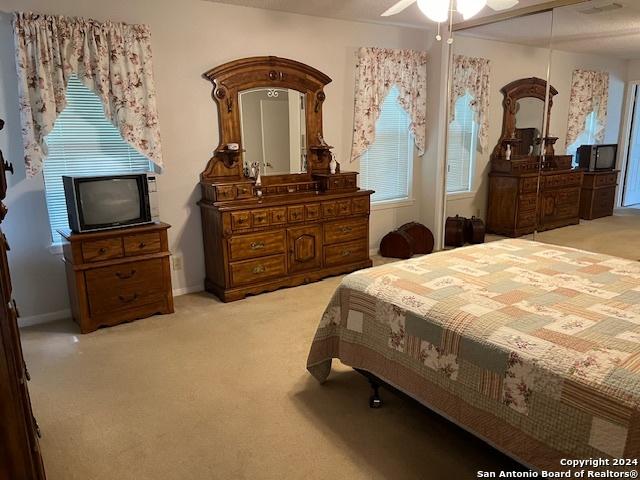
[198,56,373,302]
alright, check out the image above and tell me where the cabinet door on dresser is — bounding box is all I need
[287,225,322,274]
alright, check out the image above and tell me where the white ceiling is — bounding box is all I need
[461,0,640,59]
[205,0,556,29]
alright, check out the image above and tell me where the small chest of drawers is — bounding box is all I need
[580,170,619,220]
[59,222,174,333]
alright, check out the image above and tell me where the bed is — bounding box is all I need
[307,239,640,471]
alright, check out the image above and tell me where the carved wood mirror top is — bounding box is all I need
[492,77,558,159]
[200,56,332,181]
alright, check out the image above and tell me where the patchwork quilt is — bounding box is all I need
[307,239,640,470]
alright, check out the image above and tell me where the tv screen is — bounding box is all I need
[78,178,142,226]
[597,146,616,170]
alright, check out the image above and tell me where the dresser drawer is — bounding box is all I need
[324,239,368,267]
[252,210,269,228]
[594,173,618,188]
[519,176,539,194]
[352,197,370,215]
[288,205,305,223]
[518,194,537,212]
[305,204,321,221]
[231,211,251,231]
[542,173,582,189]
[230,254,286,287]
[85,259,165,315]
[228,230,285,261]
[235,184,253,199]
[336,199,351,216]
[270,207,287,225]
[324,218,368,244]
[216,185,236,201]
[322,202,337,218]
[82,238,123,263]
[123,232,161,256]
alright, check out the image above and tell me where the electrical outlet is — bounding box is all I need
[172,256,183,271]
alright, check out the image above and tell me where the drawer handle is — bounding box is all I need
[34,418,41,439]
[252,265,265,274]
[99,247,107,254]
[340,226,353,233]
[237,217,246,224]
[138,242,146,249]
[116,270,136,280]
[250,242,265,250]
[291,212,300,218]
[24,365,30,381]
[118,293,139,303]
[342,250,352,257]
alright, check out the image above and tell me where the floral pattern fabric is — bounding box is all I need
[350,47,427,162]
[12,12,163,177]
[565,69,609,149]
[449,54,491,152]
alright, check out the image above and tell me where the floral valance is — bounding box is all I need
[449,54,491,152]
[12,12,163,177]
[350,47,427,162]
[566,69,609,148]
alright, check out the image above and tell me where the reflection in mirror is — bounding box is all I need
[514,97,544,156]
[443,11,552,244]
[239,88,306,175]
[541,1,640,259]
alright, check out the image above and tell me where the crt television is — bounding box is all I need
[576,144,617,171]
[63,173,159,233]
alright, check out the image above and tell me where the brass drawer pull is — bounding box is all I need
[237,218,246,224]
[99,247,107,254]
[250,242,265,250]
[340,226,352,233]
[118,293,138,303]
[138,242,146,249]
[342,250,352,257]
[116,270,136,280]
[252,265,265,274]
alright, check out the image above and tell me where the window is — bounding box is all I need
[447,93,478,194]
[567,108,601,163]
[44,75,153,244]
[360,86,413,203]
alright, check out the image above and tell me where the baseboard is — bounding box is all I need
[19,309,71,328]
[172,284,204,297]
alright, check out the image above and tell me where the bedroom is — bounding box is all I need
[0,0,638,479]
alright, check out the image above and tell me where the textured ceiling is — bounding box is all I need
[204,0,556,29]
[461,0,640,59]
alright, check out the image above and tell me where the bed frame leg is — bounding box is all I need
[368,378,383,408]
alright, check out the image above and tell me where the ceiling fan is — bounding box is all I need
[382,0,520,21]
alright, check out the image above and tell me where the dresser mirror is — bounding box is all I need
[513,97,545,156]
[239,87,307,175]
[200,56,332,181]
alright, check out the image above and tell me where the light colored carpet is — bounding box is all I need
[20,214,639,480]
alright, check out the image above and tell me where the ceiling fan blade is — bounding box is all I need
[381,0,417,16]
[486,0,519,11]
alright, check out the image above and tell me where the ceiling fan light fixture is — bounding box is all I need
[456,0,487,19]
[416,0,450,23]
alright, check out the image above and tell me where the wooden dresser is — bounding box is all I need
[0,119,47,479]
[59,223,174,333]
[580,170,619,220]
[199,56,373,302]
[487,167,584,237]
[486,77,584,237]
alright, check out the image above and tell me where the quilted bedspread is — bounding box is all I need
[307,239,640,470]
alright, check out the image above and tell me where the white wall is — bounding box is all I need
[446,35,627,220]
[0,0,432,318]
[628,60,640,82]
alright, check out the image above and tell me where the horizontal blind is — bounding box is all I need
[360,86,412,203]
[44,75,152,244]
[447,93,477,193]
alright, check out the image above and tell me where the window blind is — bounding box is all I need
[44,75,153,244]
[447,93,477,193]
[360,86,413,203]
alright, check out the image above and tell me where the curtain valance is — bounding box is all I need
[350,47,427,162]
[13,12,163,177]
[565,69,609,148]
[449,54,491,153]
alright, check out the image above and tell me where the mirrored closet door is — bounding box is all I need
[444,11,553,244]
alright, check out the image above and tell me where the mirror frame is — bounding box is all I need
[200,56,332,181]
[491,77,558,159]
